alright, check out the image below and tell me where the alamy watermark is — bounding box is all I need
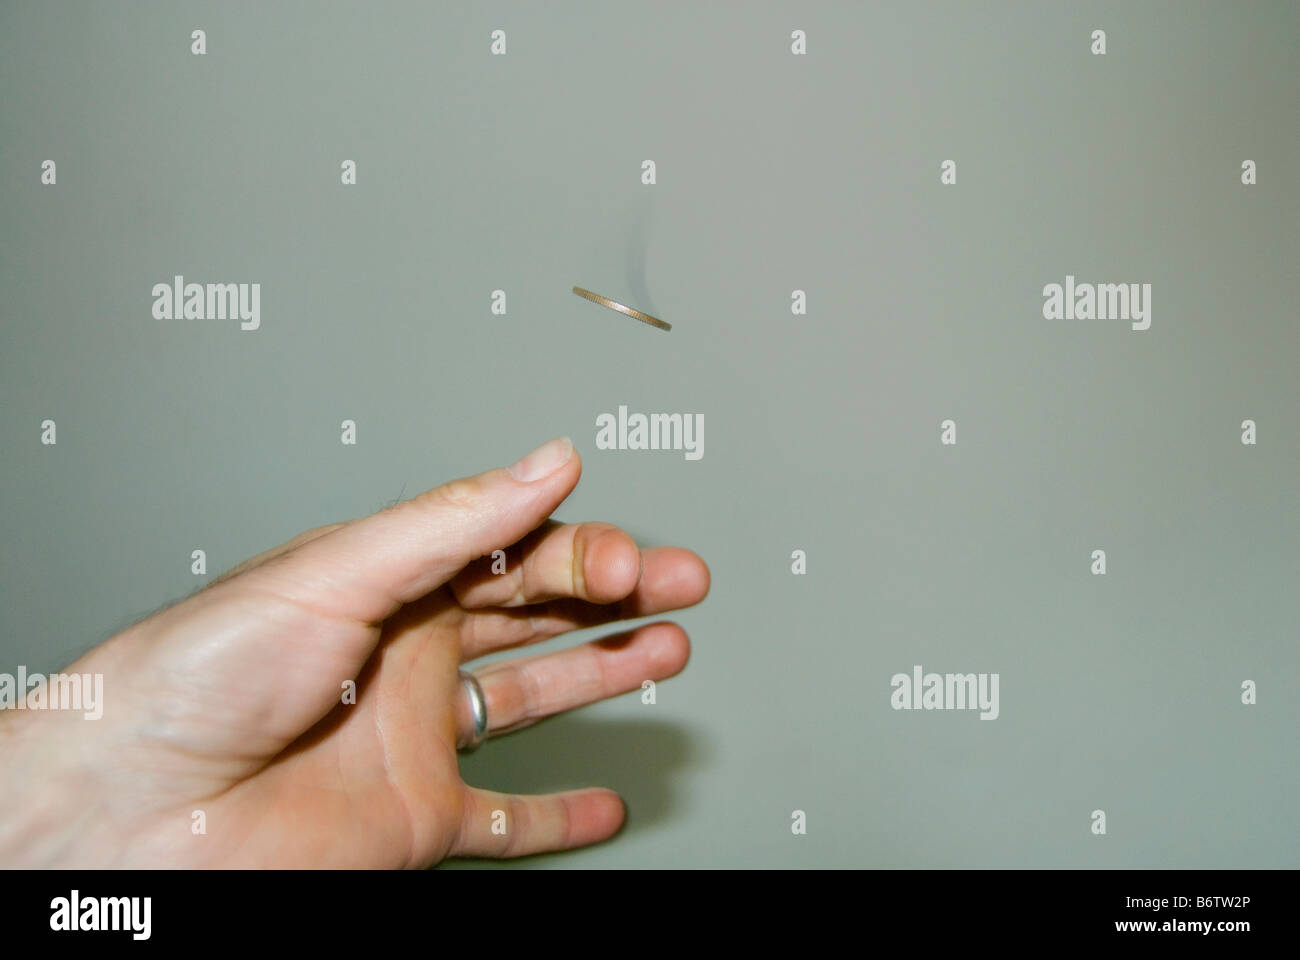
[890,664,999,719]
[595,405,704,460]
[0,667,103,720]
[1042,275,1151,331]
[152,275,260,331]
[50,891,150,940]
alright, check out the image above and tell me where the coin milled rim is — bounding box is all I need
[572,286,671,331]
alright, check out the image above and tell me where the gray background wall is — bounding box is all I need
[1,1,1296,868]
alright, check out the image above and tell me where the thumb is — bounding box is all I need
[242,435,580,624]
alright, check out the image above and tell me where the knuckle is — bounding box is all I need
[503,797,529,856]
[425,476,482,512]
[557,794,574,848]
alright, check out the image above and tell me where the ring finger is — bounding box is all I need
[454,621,689,748]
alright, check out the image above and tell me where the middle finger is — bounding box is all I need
[457,545,710,661]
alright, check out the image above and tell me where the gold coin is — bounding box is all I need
[572,286,671,331]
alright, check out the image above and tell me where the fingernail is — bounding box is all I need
[507,436,573,482]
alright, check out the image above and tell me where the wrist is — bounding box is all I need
[0,708,111,867]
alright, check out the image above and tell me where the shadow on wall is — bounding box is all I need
[624,201,657,320]
[443,715,703,867]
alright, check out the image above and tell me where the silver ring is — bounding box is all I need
[458,669,489,751]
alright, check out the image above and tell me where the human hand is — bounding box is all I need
[0,437,709,867]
